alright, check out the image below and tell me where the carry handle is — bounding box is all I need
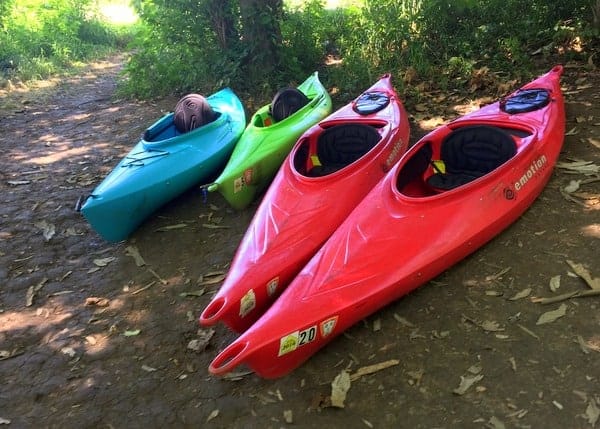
[209,340,250,375]
[199,297,227,326]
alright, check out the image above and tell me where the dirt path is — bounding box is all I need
[0,56,599,428]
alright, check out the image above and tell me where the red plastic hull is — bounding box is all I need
[208,66,566,378]
[200,74,410,333]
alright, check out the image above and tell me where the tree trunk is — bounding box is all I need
[204,0,238,51]
[593,0,600,29]
[238,0,283,82]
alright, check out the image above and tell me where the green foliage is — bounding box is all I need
[0,0,138,83]
[3,0,597,103]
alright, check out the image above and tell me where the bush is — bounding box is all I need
[0,0,137,83]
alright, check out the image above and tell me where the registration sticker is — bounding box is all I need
[233,176,244,194]
[278,325,317,357]
[239,289,256,318]
[266,277,279,297]
[320,316,338,337]
[278,331,299,356]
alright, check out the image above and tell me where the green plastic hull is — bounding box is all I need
[207,72,332,210]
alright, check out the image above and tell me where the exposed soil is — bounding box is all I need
[0,55,599,429]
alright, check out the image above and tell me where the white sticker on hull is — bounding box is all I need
[514,154,548,191]
[266,277,279,297]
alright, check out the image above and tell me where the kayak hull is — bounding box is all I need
[81,88,246,242]
[200,74,410,333]
[208,66,566,378]
[207,72,333,210]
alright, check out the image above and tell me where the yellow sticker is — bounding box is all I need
[239,289,256,318]
[310,155,322,167]
[432,160,446,174]
[278,331,299,356]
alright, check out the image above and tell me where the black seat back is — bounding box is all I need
[270,88,310,122]
[427,125,517,190]
[309,124,381,176]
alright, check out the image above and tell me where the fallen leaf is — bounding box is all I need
[93,257,116,267]
[202,223,230,229]
[180,289,205,298]
[0,417,11,424]
[509,288,532,300]
[536,303,568,325]
[187,328,215,352]
[453,374,484,395]
[141,364,157,372]
[222,370,253,381]
[206,409,219,422]
[549,275,561,292]
[566,260,600,290]
[585,399,600,426]
[393,314,415,327]
[283,410,293,424]
[154,223,187,232]
[125,245,146,267]
[61,347,76,357]
[563,180,581,193]
[35,220,55,241]
[123,329,141,336]
[372,318,381,331]
[467,364,483,374]
[480,320,504,332]
[488,416,506,429]
[407,369,425,386]
[576,336,591,354]
[25,277,48,307]
[198,272,227,286]
[330,370,351,408]
[7,180,30,185]
[556,160,599,174]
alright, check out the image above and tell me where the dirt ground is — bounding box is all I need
[0,54,599,429]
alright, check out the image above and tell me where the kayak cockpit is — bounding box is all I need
[397,124,533,198]
[292,123,383,177]
[141,111,223,147]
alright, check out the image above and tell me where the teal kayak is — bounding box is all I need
[206,72,332,210]
[80,88,246,242]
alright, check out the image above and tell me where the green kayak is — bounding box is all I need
[205,72,332,210]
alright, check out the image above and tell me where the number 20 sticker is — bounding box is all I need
[278,325,317,357]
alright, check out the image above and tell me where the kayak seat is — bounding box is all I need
[309,124,381,177]
[427,125,517,190]
[270,88,310,122]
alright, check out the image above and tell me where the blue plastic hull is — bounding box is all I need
[81,88,246,242]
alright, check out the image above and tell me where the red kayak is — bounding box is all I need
[208,66,565,378]
[200,74,410,333]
